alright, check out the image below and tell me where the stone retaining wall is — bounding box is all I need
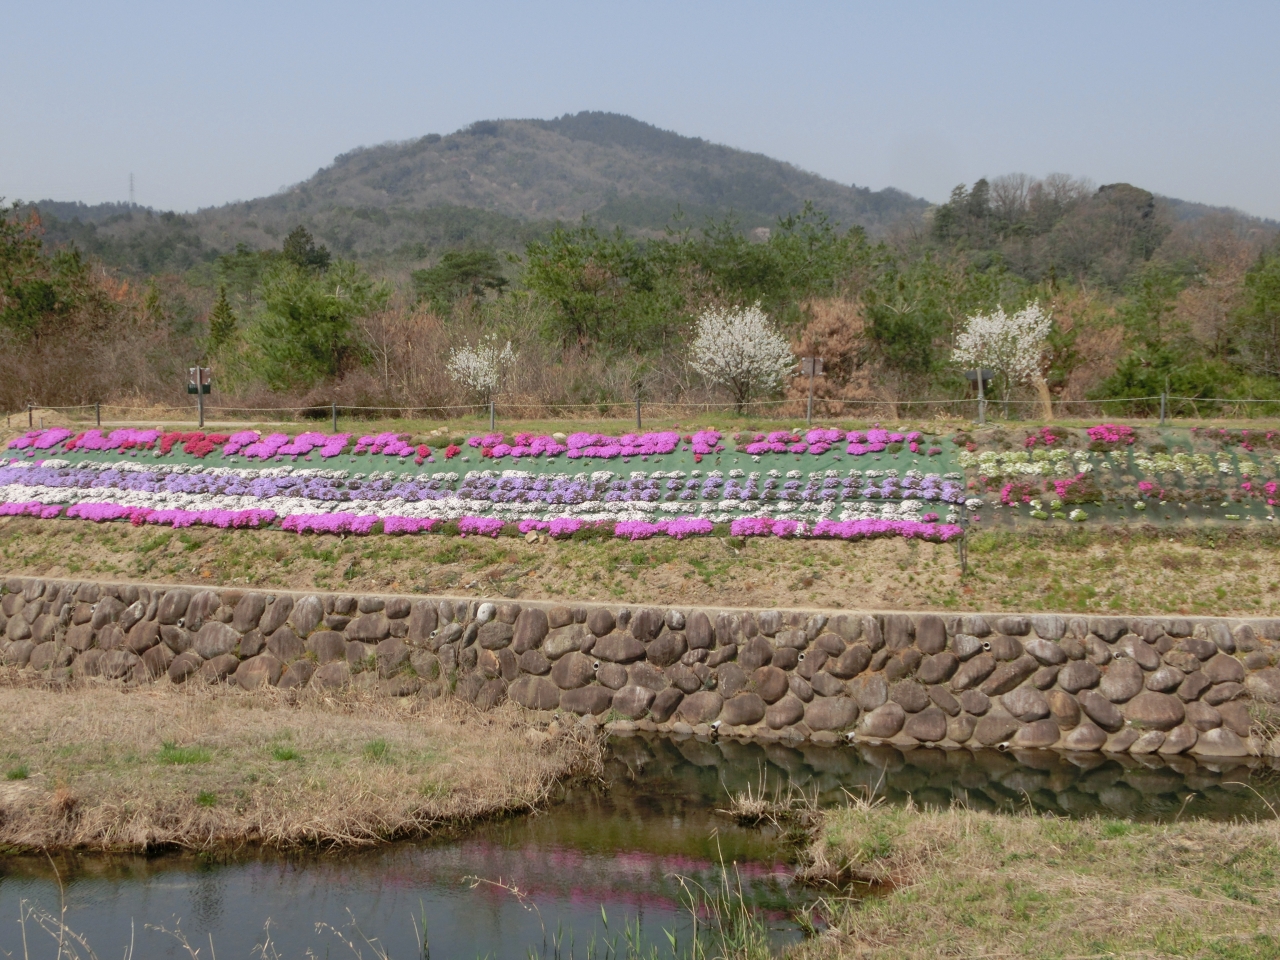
[2,577,1279,758]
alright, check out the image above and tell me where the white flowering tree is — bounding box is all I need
[689,303,794,411]
[446,335,516,402]
[952,301,1053,407]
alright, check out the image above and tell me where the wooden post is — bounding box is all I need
[976,370,986,425]
[196,367,205,428]
[27,404,32,428]
[95,402,101,427]
[332,402,338,434]
[489,400,495,432]
[635,389,642,431]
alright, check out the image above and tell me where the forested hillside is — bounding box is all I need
[29,112,928,274]
[3,116,1279,419]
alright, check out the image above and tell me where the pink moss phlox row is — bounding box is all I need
[63,503,276,528]
[354,432,415,457]
[0,501,64,519]
[281,513,379,534]
[612,517,715,541]
[729,517,801,537]
[731,515,961,542]
[518,517,585,538]
[62,429,161,452]
[8,429,75,451]
[458,516,505,537]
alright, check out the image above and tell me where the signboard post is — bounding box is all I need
[801,357,823,425]
[187,367,211,428]
[964,369,995,424]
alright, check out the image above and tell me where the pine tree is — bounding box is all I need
[208,285,237,347]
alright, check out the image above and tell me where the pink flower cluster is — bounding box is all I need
[729,516,960,542]
[730,517,800,537]
[240,433,291,459]
[484,433,568,459]
[279,432,351,458]
[846,429,922,457]
[281,513,379,534]
[518,517,585,537]
[0,501,63,519]
[1087,423,1135,445]
[222,431,265,455]
[458,516,504,537]
[811,518,962,542]
[355,433,414,457]
[564,431,685,460]
[382,516,439,535]
[62,429,161,452]
[63,503,276,528]
[8,429,74,451]
[613,517,715,540]
[1024,426,1060,448]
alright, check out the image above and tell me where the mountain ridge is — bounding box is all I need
[22,111,1277,275]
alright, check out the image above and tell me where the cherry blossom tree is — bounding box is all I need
[689,303,794,411]
[952,301,1052,407]
[446,335,516,402]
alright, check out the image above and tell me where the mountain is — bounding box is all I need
[28,112,928,273]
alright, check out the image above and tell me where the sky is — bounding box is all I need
[4,1,1278,218]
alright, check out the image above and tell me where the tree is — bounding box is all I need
[253,260,387,390]
[411,249,508,312]
[446,335,516,402]
[688,303,793,411]
[281,226,331,273]
[208,285,237,347]
[952,301,1053,405]
[1233,249,1280,378]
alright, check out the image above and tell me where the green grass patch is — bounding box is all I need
[5,764,30,780]
[271,745,302,762]
[157,742,211,765]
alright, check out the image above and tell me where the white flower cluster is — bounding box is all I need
[446,335,516,397]
[955,448,1081,478]
[688,303,794,404]
[952,301,1052,389]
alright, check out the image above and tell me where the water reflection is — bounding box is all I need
[613,733,1280,822]
[1,736,1276,958]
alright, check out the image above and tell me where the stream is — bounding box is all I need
[2,735,1277,959]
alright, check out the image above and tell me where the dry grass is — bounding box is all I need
[793,800,1280,959]
[0,673,602,853]
[7,517,1280,615]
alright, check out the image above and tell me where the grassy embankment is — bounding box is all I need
[4,516,1280,616]
[788,799,1280,960]
[0,675,601,853]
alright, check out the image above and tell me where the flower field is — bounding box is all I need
[2,421,1276,543]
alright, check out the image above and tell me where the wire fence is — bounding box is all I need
[8,392,1280,432]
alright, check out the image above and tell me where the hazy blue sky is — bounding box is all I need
[4,1,1278,217]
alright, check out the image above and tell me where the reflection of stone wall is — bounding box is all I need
[609,734,1280,822]
[3,576,1279,757]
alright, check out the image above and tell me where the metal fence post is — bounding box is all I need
[489,400,495,432]
[635,391,642,431]
[976,370,986,425]
[1159,393,1167,426]
[331,402,338,434]
[95,402,101,427]
[27,404,32,428]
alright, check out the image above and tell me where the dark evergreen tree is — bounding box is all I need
[208,284,237,347]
